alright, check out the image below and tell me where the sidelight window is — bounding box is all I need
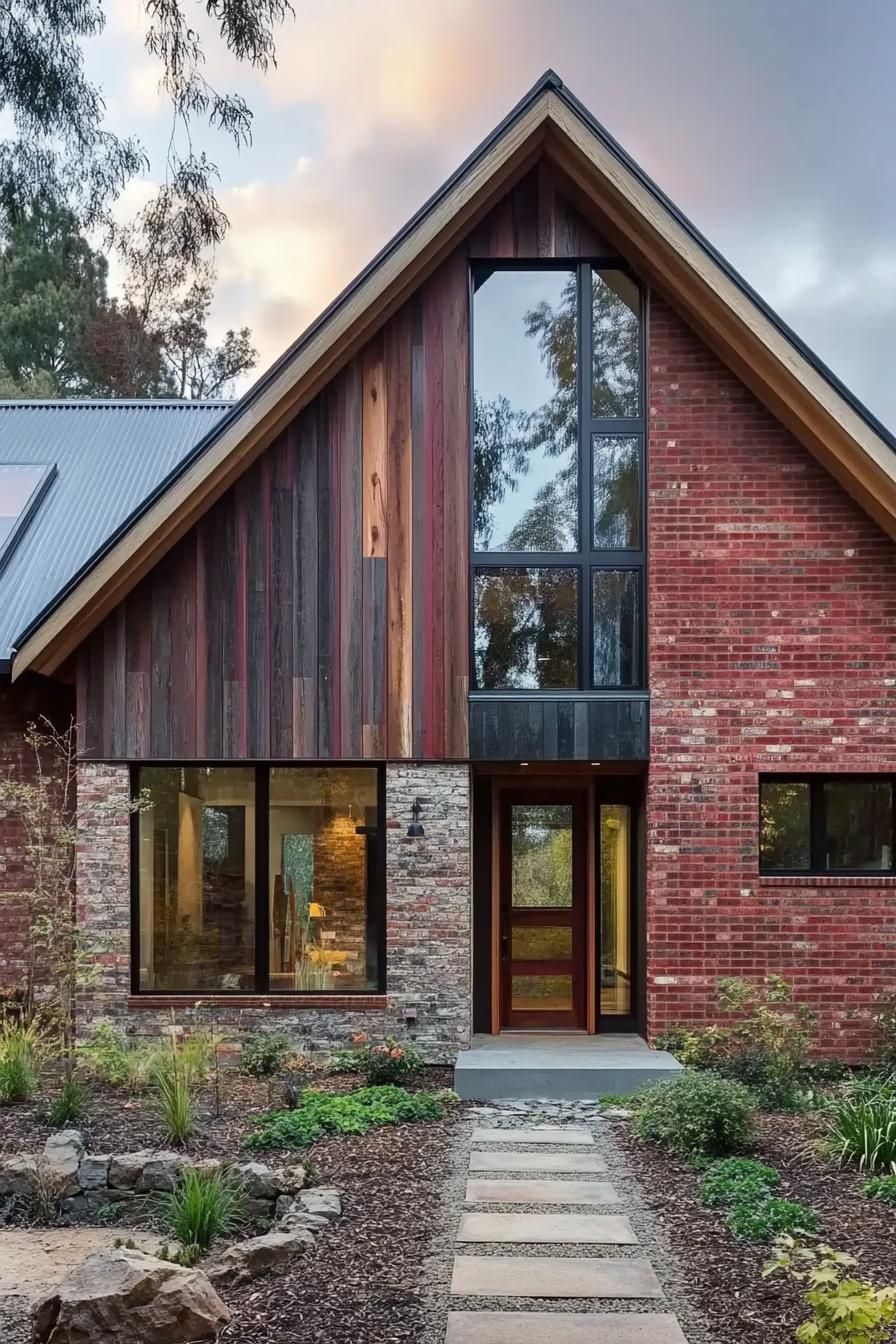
[472,262,645,691]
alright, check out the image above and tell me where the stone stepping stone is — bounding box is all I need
[445,1311,688,1343]
[456,1212,637,1244]
[451,1254,663,1299]
[465,1179,619,1206]
[468,1150,607,1174]
[471,1127,594,1146]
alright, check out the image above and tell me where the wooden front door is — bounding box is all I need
[499,788,588,1030]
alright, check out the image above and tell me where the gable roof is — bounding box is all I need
[0,400,231,669]
[11,70,896,679]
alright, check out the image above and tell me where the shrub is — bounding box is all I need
[862,1174,896,1205]
[329,1034,424,1085]
[151,1051,195,1146]
[245,1084,444,1151]
[632,1070,756,1160]
[765,1239,896,1344]
[871,990,896,1069]
[699,1157,780,1208]
[46,1073,89,1126]
[0,1020,43,1104]
[242,1032,291,1078]
[161,1168,245,1258]
[653,1026,726,1070]
[728,1196,818,1242]
[827,1077,896,1174]
[79,1024,157,1091]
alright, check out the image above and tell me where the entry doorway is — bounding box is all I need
[482,772,641,1035]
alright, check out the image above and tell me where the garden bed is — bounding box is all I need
[618,1111,896,1344]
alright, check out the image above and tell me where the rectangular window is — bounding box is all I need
[474,567,578,689]
[759,776,895,875]
[471,261,645,693]
[135,765,384,994]
[592,568,641,688]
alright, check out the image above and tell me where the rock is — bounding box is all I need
[108,1151,154,1191]
[0,1155,39,1200]
[603,1106,634,1119]
[279,1210,330,1233]
[31,1245,230,1343]
[60,1194,90,1218]
[78,1155,111,1190]
[244,1197,276,1219]
[298,1187,342,1219]
[207,1231,313,1284]
[274,1194,293,1218]
[184,1158,222,1179]
[138,1152,186,1193]
[42,1131,85,1198]
[273,1164,306,1195]
[234,1161,279,1200]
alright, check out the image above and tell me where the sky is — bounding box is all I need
[88,0,896,427]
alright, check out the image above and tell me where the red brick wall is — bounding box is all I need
[646,295,896,1059]
[0,675,75,1000]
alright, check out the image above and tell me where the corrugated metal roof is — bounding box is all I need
[0,400,232,665]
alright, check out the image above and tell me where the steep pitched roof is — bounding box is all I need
[11,70,896,679]
[0,400,231,668]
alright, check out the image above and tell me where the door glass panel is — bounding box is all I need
[512,925,573,961]
[511,804,573,907]
[473,267,578,552]
[600,804,631,1016]
[512,975,573,1012]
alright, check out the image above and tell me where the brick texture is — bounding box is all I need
[647,295,896,1058]
[75,761,471,1063]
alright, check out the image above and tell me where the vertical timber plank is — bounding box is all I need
[441,248,470,757]
[125,590,150,758]
[362,556,386,757]
[339,360,363,759]
[385,309,413,758]
[294,407,319,757]
[317,391,338,757]
[270,429,295,758]
[362,338,387,558]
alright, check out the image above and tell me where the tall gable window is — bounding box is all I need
[471,263,644,691]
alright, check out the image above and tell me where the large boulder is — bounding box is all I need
[108,1151,154,1191]
[78,1155,111,1190]
[137,1152,186,1193]
[31,1245,231,1343]
[233,1161,279,1200]
[42,1132,85,1199]
[207,1230,313,1284]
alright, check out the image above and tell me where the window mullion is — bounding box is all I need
[579,262,591,689]
[809,780,826,873]
[255,765,270,993]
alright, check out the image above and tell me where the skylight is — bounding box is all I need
[0,463,56,573]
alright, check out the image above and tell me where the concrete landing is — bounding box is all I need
[445,1312,688,1343]
[455,1033,682,1101]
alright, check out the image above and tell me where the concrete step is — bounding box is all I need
[468,1151,608,1173]
[456,1212,638,1244]
[465,1179,620,1205]
[471,1127,594,1146]
[450,1254,663,1299]
[455,1034,682,1102]
[445,1312,688,1343]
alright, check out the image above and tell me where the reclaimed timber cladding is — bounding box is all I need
[75,160,637,764]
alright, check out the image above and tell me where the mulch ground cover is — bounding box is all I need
[0,1066,455,1158]
[219,1108,462,1344]
[618,1111,896,1344]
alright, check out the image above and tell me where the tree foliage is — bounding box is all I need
[0,0,293,270]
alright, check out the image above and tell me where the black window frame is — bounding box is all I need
[129,762,387,996]
[469,258,646,695]
[759,773,896,876]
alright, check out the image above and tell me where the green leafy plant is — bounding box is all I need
[160,1168,245,1260]
[827,1076,896,1174]
[728,1196,818,1243]
[632,1070,757,1160]
[78,1024,158,1091]
[0,1020,44,1104]
[765,1238,896,1344]
[653,1026,726,1070]
[242,1031,291,1078]
[245,1084,444,1151]
[871,991,896,1069]
[699,1157,780,1208]
[153,1062,194,1146]
[329,1034,424,1085]
[862,1174,896,1205]
[45,1072,89,1126]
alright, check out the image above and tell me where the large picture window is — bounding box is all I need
[135,765,384,994]
[472,262,644,691]
[760,775,896,875]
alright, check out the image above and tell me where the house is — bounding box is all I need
[1,72,895,1068]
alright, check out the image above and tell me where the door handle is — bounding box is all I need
[501,932,509,961]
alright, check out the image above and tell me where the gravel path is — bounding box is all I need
[417,1100,718,1343]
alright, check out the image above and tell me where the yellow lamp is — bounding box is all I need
[308,902,327,919]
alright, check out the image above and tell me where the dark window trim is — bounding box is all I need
[759,772,896,877]
[130,762,387,997]
[0,463,57,581]
[469,260,646,694]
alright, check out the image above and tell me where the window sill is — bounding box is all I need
[127,994,388,1011]
[759,875,896,888]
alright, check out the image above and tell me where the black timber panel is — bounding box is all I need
[468,697,649,761]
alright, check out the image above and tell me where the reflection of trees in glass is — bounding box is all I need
[512,807,573,907]
[473,269,640,553]
[592,570,639,686]
[760,782,810,870]
[593,436,640,548]
[475,567,578,689]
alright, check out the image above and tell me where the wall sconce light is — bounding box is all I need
[407,797,425,838]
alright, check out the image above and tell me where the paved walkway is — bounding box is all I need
[437,1107,701,1344]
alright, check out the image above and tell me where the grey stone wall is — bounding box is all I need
[75,762,472,1063]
